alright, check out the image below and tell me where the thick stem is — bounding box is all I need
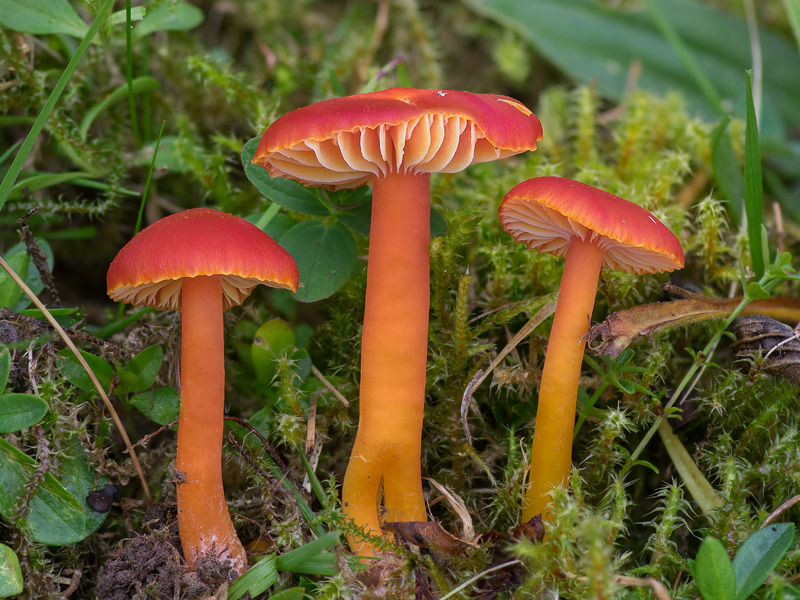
[176,275,247,574]
[342,172,430,555]
[522,236,605,523]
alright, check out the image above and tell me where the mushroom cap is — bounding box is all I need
[499,177,684,274]
[253,87,543,190]
[107,208,299,311]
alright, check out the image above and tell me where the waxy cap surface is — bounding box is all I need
[107,208,299,311]
[499,177,684,274]
[253,87,543,189]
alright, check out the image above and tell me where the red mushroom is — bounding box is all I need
[107,208,299,574]
[498,177,683,523]
[253,88,542,554]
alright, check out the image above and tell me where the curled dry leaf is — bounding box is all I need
[426,478,476,543]
[381,520,478,555]
[513,515,545,543]
[584,284,800,358]
[732,315,800,385]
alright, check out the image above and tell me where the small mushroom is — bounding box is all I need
[498,177,684,522]
[252,88,542,555]
[107,208,299,574]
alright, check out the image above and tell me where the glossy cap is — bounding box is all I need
[107,208,299,311]
[252,87,543,189]
[499,177,684,274]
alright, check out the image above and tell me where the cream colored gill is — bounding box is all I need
[109,274,262,312]
[264,113,515,186]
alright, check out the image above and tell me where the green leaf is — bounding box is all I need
[79,77,161,140]
[56,349,114,393]
[280,221,357,302]
[128,387,180,426]
[133,1,204,38]
[0,544,23,598]
[275,531,342,574]
[0,394,49,433]
[0,438,109,545]
[266,587,306,600]
[0,247,29,311]
[8,172,93,200]
[695,536,736,600]
[116,345,163,395]
[732,523,795,600]
[242,138,330,216]
[783,0,800,57]
[228,555,278,600]
[744,71,765,280]
[0,0,88,38]
[106,6,145,27]
[252,319,296,385]
[745,281,771,301]
[710,117,744,222]
[0,349,9,391]
[466,0,800,136]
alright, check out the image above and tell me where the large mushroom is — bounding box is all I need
[252,88,542,553]
[107,208,299,574]
[498,177,684,523]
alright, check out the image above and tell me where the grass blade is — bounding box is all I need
[0,0,115,211]
[782,0,800,56]
[744,69,765,279]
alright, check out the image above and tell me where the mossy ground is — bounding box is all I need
[1,1,799,599]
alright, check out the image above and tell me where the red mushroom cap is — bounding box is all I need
[253,87,543,190]
[499,177,684,274]
[107,208,299,311]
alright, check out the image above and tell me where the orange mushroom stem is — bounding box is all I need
[342,173,431,543]
[499,177,684,524]
[177,274,247,572]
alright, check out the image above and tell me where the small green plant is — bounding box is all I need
[690,523,795,600]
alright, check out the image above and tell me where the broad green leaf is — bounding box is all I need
[18,307,80,327]
[79,77,161,140]
[0,247,29,310]
[745,281,771,301]
[252,319,296,385]
[0,544,23,598]
[0,349,9,391]
[280,221,357,302]
[57,349,114,393]
[116,345,163,395]
[466,0,800,137]
[710,117,744,222]
[0,394,49,433]
[228,555,278,600]
[274,531,342,574]
[732,523,795,600]
[128,387,180,426]
[0,239,54,312]
[133,1,204,38]
[246,212,298,241]
[242,138,330,216]
[695,536,736,600]
[266,588,306,600]
[0,438,108,545]
[0,0,88,38]
[106,6,146,27]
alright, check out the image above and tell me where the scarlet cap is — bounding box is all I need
[253,87,543,189]
[107,208,299,311]
[499,177,684,274]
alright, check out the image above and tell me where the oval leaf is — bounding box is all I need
[0,394,49,433]
[252,319,296,385]
[117,345,163,395]
[133,1,204,38]
[0,543,23,597]
[128,387,180,426]
[0,0,88,38]
[242,138,330,216]
[280,220,357,302]
[695,536,736,600]
[57,349,114,393]
[0,349,10,391]
[732,523,795,600]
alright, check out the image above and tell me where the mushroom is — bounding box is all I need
[107,208,299,574]
[252,88,542,554]
[498,177,684,522]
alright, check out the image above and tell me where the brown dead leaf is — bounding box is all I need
[584,285,800,358]
[512,515,545,543]
[381,520,478,555]
[732,315,800,385]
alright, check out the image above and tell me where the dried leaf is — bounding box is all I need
[513,515,545,543]
[732,315,800,385]
[381,520,478,555]
[585,285,800,358]
[426,478,476,543]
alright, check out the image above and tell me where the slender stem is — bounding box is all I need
[342,172,430,555]
[176,275,246,574]
[523,236,604,522]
